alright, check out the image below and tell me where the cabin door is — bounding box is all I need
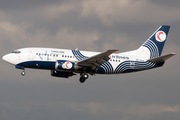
[28,49,34,59]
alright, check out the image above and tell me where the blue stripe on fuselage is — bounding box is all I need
[16,61,55,70]
[16,60,164,74]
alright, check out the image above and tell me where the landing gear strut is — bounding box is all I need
[79,73,89,83]
[21,71,26,76]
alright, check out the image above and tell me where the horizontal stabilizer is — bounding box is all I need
[147,53,176,62]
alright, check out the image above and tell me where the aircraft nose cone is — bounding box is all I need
[2,53,18,65]
[2,54,13,64]
[2,54,8,61]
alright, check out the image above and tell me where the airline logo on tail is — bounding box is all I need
[155,31,166,42]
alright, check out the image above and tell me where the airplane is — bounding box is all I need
[2,25,176,83]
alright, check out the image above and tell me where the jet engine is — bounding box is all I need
[55,60,82,72]
[51,70,76,78]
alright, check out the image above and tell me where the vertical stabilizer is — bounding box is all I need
[137,25,170,59]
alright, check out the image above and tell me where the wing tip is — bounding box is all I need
[171,53,176,55]
[109,49,119,51]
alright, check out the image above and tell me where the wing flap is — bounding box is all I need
[147,53,176,62]
[77,49,119,67]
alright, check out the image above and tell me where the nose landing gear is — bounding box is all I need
[21,71,26,76]
[79,73,89,83]
[15,65,26,76]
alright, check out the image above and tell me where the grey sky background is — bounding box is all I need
[0,0,180,120]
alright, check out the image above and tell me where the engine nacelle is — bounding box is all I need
[55,60,82,72]
[51,70,75,78]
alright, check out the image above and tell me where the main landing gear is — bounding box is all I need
[79,73,89,83]
[21,71,26,76]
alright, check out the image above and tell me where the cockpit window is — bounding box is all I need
[12,50,21,54]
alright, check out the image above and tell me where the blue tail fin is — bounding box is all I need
[139,25,170,59]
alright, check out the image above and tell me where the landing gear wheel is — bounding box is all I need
[83,73,89,79]
[79,73,89,83]
[79,77,86,83]
[21,71,26,76]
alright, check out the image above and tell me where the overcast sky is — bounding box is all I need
[0,0,180,120]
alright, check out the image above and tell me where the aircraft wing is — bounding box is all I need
[77,49,119,67]
[147,53,176,62]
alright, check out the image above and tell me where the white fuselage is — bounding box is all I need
[2,47,158,75]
